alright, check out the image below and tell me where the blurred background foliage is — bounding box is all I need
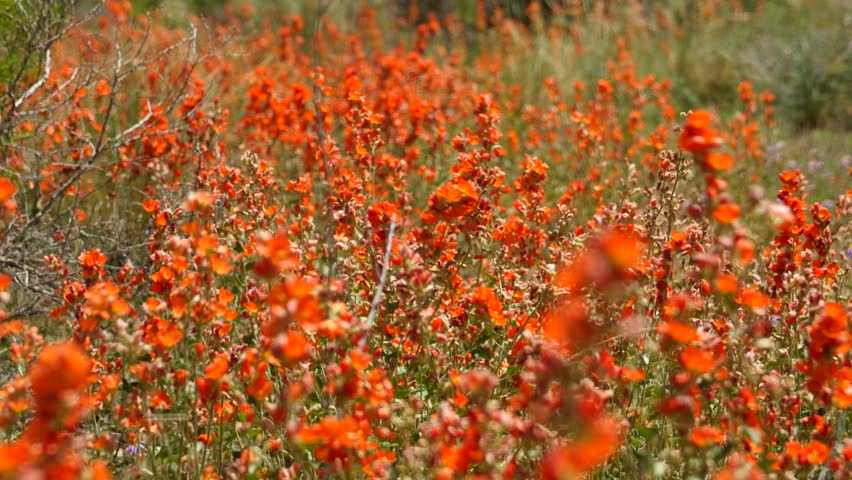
[5,0,849,132]
[120,0,850,132]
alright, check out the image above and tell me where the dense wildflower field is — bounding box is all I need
[0,0,849,478]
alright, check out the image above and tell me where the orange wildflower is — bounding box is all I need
[205,353,230,381]
[712,203,741,224]
[788,440,831,465]
[738,287,770,314]
[78,249,108,278]
[679,110,723,153]
[0,178,16,201]
[713,274,738,294]
[254,231,299,277]
[657,320,699,344]
[431,177,479,218]
[690,426,726,448]
[541,416,622,478]
[269,330,312,363]
[82,281,131,330]
[0,273,12,291]
[183,191,217,212]
[30,342,91,415]
[141,199,159,213]
[706,152,734,171]
[599,230,646,272]
[833,367,852,408]
[210,253,233,275]
[470,286,506,326]
[680,346,717,374]
[156,321,184,349]
[808,302,850,358]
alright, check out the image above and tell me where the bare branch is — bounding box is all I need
[12,49,51,110]
[360,221,398,348]
[113,101,153,143]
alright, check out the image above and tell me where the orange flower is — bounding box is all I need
[346,349,370,372]
[205,353,230,381]
[686,110,713,130]
[183,191,216,212]
[94,80,111,97]
[543,296,592,348]
[210,253,233,275]
[296,415,374,455]
[833,367,852,408]
[0,177,16,201]
[30,342,91,414]
[218,287,235,303]
[435,178,478,203]
[735,237,755,264]
[599,230,646,272]
[620,367,646,382]
[156,321,184,349]
[267,277,321,331]
[269,330,312,364]
[816,302,848,339]
[367,201,403,227]
[0,320,25,338]
[706,152,734,171]
[453,390,469,407]
[141,199,159,213]
[82,281,131,330]
[541,416,622,478]
[431,177,479,218]
[90,460,112,480]
[680,346,716,374]
[808,302,850,358]
[712,204,741,223]
[0,273,12,291]
[169,291,187,317]
[0,442,30,475]
[246,364,273,401]
[555,230,645,292]
[78,249,108,278]
[470,286,506,326]
[150,266,174,284]
[657,320,699,344]
[779,170,799,183]
[796,440,830,465]
[690,426,726,447]
[679,110,723,153]
[254,231,299,277]
[195,234,219,254]
[738,287,770,314]
[713,274,738,294]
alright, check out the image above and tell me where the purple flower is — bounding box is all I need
[125,442,147,456]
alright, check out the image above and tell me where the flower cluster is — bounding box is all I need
[0,1,848,479]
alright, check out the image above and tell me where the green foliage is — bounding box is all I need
[480,0,849,131]
[753,4,851,129]
[0,0,72,139]
[131,0,163,15]
[0,0,32,86]
[132,0,849,132]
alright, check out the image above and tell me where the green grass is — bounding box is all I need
[765,129,851,201]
